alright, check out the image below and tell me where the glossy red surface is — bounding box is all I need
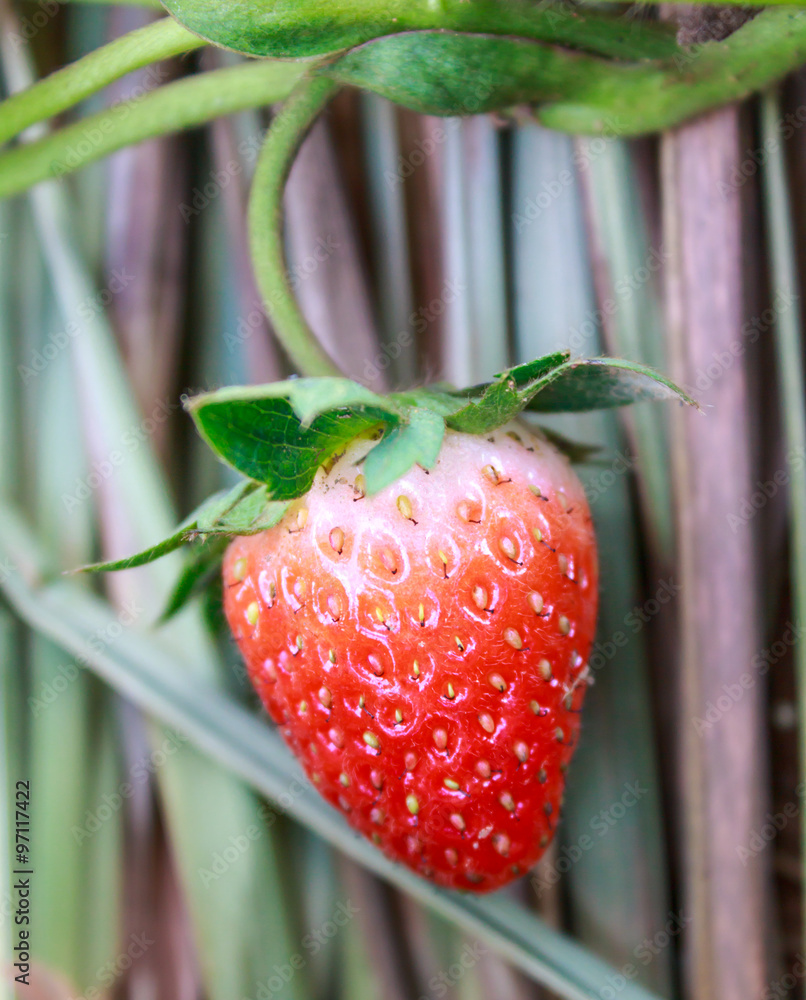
[223,423,598,892]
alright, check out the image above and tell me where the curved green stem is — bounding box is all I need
[0,17,204,146]
[538,8,806,135]
[0,58,316,199]
[248,74,342,377]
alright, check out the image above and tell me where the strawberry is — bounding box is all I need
[222,420,597,893]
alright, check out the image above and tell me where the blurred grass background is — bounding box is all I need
[1,3,805,1000]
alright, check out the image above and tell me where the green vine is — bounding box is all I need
[0,58,318,199]
[247,74,343,378]
[0,16,203,145]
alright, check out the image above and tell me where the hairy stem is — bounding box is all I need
[536,8,806,134]
[0,17,204,146]
[248,74,342,377]
[0,59,316,199]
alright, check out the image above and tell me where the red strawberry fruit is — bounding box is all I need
[222,421,597,893]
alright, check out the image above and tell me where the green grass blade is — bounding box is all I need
[462,115,509,380]
[361,94,417,386]
[19,157,305,1000]
[511,124,671,995]
[760,86,806,964]
[0,522,663,1000]
[578,138,673,563]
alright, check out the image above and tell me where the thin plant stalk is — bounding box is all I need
[760,85,806,965]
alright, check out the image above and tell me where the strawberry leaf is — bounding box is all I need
[74,523,196,574]
[281,377,399,426]
[445,352,571,434]
[76,352,694,580]
[76,482,289,576]
[494,350,571,386]
[523,357,699,412]
[363,407,446,495]
[160,536,230,623]
[186,388,398,500]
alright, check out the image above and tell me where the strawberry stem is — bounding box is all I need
[0,59,313,199]
[0,16,204,146]
[248,74,343,378]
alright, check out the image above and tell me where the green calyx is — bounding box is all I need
[79,352,696,622]
[186,353,696,501]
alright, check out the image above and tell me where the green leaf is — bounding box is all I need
[187,388,398,500]
[283,377,398,426]
[202,485,290,535]
[331,31,593,118]
[524,357,699,412]
[194,480,259,529]
[72,481,291,578]
[363,408,446,495]
[160,0,679,61]
[391,387,468,418]
[328,14,806,136]
[497,350,571,385]
[446,351,572,433]
[75,522,195,573]
[447,375,535,434]
[160,537,230,623]
[73,483,250,573]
